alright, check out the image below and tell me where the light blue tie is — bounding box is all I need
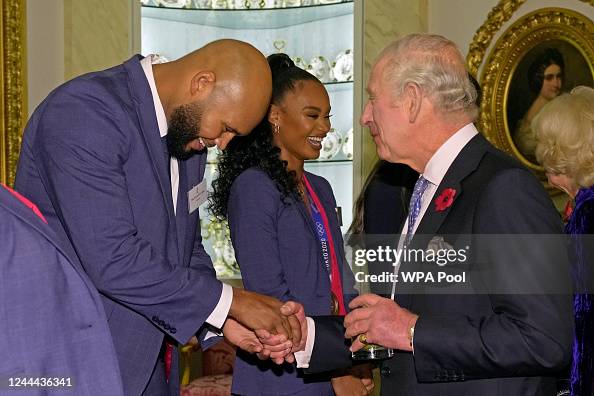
[405,176,429,245]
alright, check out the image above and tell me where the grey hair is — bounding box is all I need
[378,34,478,119]
[533,85,594,188]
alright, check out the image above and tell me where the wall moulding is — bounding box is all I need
[0,0,27,186]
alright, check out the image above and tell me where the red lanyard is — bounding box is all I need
[302,174,346,315]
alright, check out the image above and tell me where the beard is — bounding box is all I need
[166,101,204,161]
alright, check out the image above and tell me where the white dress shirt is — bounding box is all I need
[295,123,479,368]
[400,122,478,240]
[140,55,232,333]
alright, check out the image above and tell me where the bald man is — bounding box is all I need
[15,39,299,395]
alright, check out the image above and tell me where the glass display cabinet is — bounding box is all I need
[141,0,355,277]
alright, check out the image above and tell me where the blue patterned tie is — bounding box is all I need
[405,176,429,245]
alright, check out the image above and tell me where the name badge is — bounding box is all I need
[188,180,207,214]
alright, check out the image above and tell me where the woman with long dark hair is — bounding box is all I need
[210,53,372,396]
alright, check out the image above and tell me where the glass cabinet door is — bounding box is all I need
[141,0,354,278]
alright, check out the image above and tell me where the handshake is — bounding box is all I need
[215,288,418,365]
[220,288,308,364]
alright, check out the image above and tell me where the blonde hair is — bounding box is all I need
[533,85,594,188]
[378,34,478,120]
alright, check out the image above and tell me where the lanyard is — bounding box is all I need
[302,174,346,315]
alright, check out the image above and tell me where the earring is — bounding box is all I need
[273,124,280,134]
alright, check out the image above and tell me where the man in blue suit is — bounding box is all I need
[0,184,124,396]
[15,39,300,395]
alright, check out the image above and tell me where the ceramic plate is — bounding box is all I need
[307,56,331,82]
[342,128,353,159]
[192,0,213,8]
[332,49,353,82]
[293,56,308,71]
[319,130,340,160]
[155,0,192,8]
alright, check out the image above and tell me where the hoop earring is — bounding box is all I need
[273,124,280,134]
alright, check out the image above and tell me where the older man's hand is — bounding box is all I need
[344,294,418,352]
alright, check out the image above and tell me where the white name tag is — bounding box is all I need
[188,180,207,214]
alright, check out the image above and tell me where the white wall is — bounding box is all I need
[428,0,594,59]
[27,0,64,115]
[26,0,140,116]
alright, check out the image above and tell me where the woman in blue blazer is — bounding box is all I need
[210,54,371,396]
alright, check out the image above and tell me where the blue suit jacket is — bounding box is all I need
[0,186,124,396]
[227,168,356,396]
[15,55,222,395]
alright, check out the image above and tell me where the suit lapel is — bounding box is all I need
[124,56,177,221]
[123,55,180,256]
[413,134,489,241]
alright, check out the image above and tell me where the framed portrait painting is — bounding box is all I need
[477,7,594,190]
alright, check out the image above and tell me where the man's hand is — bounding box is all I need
[280,301,307,353]
[344,294,418,352]
[256,301,308,364]
[223,318,265,354]
[229,288,302,349]
[256,330,295,364]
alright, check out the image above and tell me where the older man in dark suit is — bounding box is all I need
[273,34,573,396]
[0,184,124,396]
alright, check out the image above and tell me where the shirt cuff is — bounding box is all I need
[205,283,232,330]
[295,317,316,368]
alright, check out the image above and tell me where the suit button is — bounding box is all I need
[171,328,177,334]
[380,366,391,377]
[164,324,170,330]
[152,316,158,322]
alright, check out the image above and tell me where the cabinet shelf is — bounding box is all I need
[324,80,352,92]
[142,1,353,29]
[305,158,352,164]
[207,158,352,165]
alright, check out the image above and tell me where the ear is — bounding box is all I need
[268,103,280,125]
[404,82,423,123]
[190,71,216,98]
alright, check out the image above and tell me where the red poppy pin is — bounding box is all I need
[434,188,456,212]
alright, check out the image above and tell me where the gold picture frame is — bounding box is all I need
[475,7,594,187]
[0,0,27,186]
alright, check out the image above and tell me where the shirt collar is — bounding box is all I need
[140,54,168,138]
[422,123,478,186]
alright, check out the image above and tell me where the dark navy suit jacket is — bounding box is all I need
[15,55,221,395]
[306,135,573,396]
[0,185,124,396]
[227,168,356,396]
